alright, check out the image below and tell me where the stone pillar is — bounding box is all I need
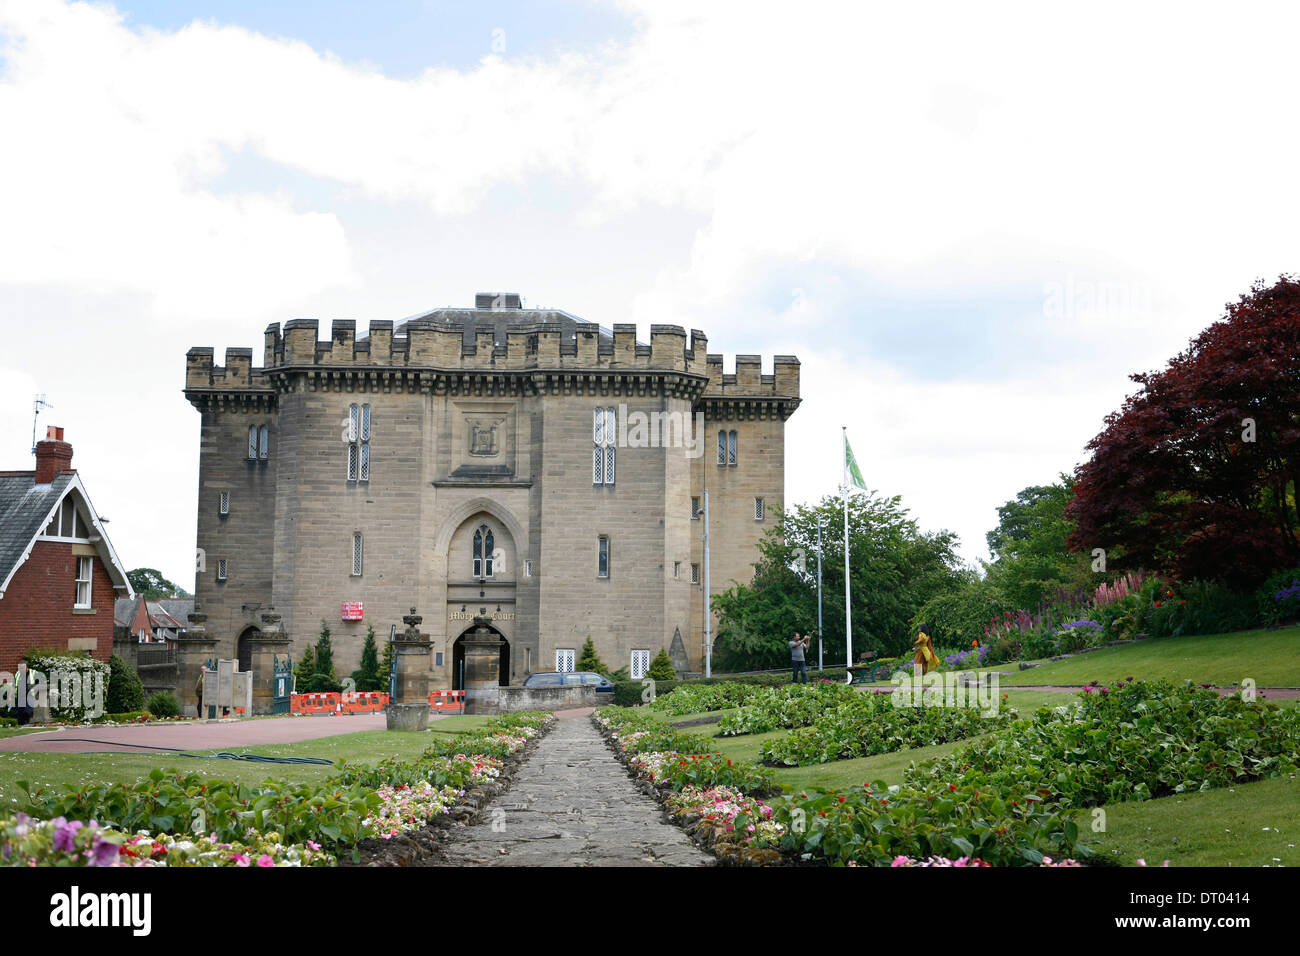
[462,616,504,716]
[177,606,218,717]
[247,612,291,716]
[387,608,432,732]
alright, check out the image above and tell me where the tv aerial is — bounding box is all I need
[31,393,54,455]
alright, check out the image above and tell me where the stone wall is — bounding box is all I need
[495,684,596,713]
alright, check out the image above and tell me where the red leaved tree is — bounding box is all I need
[1067,275,1300,587]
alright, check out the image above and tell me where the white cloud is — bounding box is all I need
[2,0,1298,580]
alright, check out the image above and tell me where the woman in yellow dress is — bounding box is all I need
[912,627,941,675]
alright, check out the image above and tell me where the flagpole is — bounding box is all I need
[843,426,852,669]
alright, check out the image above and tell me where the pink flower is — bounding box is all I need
[231,853,250,867]
[257,855,274,867]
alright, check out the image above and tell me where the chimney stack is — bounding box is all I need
[34,426,73,484]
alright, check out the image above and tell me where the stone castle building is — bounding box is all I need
[184,294,800,692]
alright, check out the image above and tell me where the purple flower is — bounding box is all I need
[52,820,83,854]
[88,836,120,867]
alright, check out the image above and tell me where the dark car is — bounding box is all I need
[523,671,615,697]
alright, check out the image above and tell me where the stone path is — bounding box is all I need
[439,710,712,867]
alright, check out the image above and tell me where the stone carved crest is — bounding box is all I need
[469,421,499,457]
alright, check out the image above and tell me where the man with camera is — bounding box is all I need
[789,631,811,684]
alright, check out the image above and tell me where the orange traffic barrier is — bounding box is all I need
[290,692,342,715]
[341,691,389,714]
[429,690,465,713]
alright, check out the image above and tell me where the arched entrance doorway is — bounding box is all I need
[236,626,261,673]
[450,624,510,691]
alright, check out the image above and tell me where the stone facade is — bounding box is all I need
[184,296,799,697]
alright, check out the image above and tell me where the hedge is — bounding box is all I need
[611,666,854,707]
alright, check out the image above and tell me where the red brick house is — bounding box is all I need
[0,428,133,671]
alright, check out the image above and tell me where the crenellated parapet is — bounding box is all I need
[186,297,799,417]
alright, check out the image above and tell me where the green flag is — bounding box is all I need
[845,436,866,490]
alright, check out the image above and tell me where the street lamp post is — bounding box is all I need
[817,516,824,671]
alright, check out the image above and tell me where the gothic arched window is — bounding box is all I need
[473,525,495,578]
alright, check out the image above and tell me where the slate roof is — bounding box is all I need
[0,471,75,595]
[114,595,142,628]
[157,598,194,626]
[0,470,133,600]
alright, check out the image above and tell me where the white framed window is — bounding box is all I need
[597,536,610,579]
[691,496,700,519]
[673,561,680,578]
[691,563,700,585]
[556,648,576,673]
[219,492,230,516]
[473,525,495,578]
[74,556,92,608]
[259,425,269,460]
[593,407,615,485]
[348,404,371,481]
[248,425,258,460]
[217,559,228,582]
[523,559,533,577]
[728,429,738,466]
[717,430,726,465]
[755,497,765,521]
[630,649,651,680]
[352,533,363,576]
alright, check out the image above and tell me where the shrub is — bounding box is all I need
[577,637,611,677]
[105,655,146,714]
[145,691,180,718]
[354,626,385,692]
[308,621,342,693]
[648,649,677,681]
[23,651,110,723]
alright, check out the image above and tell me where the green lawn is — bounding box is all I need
[0,718,495,809]
[1077,774,1300,867]
[998,627,1300,687]
[666,708,738,726]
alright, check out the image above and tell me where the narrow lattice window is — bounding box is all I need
[728,430,738,466]
[593,407,616,485]
[219,492,229,516]
[352,533,363,576]
[755,497,765,521]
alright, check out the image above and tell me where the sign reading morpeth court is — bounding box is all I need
[184,293,800,694]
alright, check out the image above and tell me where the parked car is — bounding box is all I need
[523,671,615,697]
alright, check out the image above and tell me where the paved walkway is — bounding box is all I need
[0,712,400,753]
[440,709,711,867]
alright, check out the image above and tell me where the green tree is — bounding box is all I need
[126,568,190,600]
[294,645,316,691]
[985,477,1095,610]
[911,569,1013,650]
[378,636,395,692]
[713,492,963,669]
[354,625,384,691]
[105,654,145,713]
[647,649,677,681]
[576,637,611,676]
[309,620,342,692]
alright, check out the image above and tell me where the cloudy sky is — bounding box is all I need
[2,0,1297,590]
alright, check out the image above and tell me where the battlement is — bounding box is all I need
[186,300,798,405]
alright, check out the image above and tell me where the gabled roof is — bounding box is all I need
[0,471,134,601]
[156,598,194,626]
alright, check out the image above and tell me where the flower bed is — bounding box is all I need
[717,682,859,736]
[758,690,1015,766]
[0,813,335,867]
[13,710,557,867]
[594,701,1087,868]
[907,679,1300,806]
